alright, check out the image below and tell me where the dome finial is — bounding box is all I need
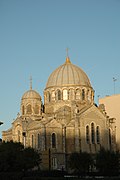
[65,48,71,63]
[66,48,69,57]
[30,76,32,90]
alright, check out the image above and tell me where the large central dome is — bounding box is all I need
[46,57,91,88]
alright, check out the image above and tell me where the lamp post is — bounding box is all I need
[113,77,117,95]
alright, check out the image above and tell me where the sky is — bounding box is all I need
[0,0,120,138]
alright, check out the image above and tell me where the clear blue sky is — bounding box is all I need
[0,0,120,137]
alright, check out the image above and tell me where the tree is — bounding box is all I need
[69,152,93,174]
[21,147,41,171]
[96,148,119,175]
[0,141,41,172]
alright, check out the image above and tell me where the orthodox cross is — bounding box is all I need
[66,48,69,57]
[30,76,32,90]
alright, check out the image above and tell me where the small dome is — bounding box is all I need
[22,89,41,100]
[46,57,92,89]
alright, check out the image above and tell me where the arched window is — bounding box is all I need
[58,90,61,100]
[56,90,61,100]
[52,133,56,148]
[91,123,95,144]
[34,104,39,114]
[76,89,80,100]
[86,125,90,144]
[68,89,75,100]
[37,133,40,148]
[63,89,68,100]
[22,106,25,115]
[96,126,100,144]
[26,104,32,114]
[82,89,85,100]
[32,135,34,148]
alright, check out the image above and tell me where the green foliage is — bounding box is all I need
[0,141,41,172]
[69,149,120,176]
[21,147,41,170]
[69,152,93,174]
[96,148,119,175]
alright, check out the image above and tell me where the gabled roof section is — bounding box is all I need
[45,118,62,128]
[80,104,107,120]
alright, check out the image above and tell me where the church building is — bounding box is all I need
[2,55,116,170]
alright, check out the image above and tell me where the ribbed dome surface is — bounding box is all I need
[22,90,41,100]
[46,57,91,88]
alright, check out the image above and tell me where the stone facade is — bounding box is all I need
[99,94,120,150]
[2,56,116,170]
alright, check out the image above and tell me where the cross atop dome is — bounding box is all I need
[65,48,71,64]
[30,76,32,90]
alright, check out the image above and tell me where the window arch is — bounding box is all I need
[56,90,61,100]
[91,123,95,144]
[82,89,85,100]
[34,104,39,114]
[68,89,75,100]
[26,104,32,114]
[22,106,25,115]
[96,126,100,144]
[52,133,56,148]
[86,125,90,144]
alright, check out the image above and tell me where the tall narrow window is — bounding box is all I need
[91,123,95,144]
[68,89,75,100]
[32,135,34,148]
[22,106,25,115]
[82,89,85,100]
[38,134,40,148]
[96,126,100,144]
[86,125,90,144]
[26,104,32,114]
[57,90,61,100]
[52,157,57,169]
[52,133,56,148]
[34,104,39,114]
[58,90,61,100]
